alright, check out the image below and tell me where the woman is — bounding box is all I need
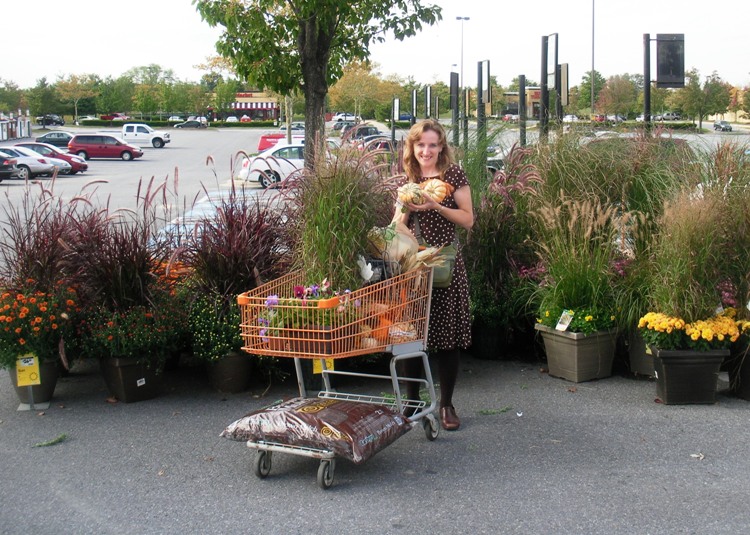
[397,119,473,431]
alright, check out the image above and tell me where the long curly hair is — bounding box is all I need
[402,119,455,182]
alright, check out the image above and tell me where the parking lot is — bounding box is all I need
[0,127,273,214]
[1,122,747,217]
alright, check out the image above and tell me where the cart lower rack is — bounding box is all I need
[223,265,438,489]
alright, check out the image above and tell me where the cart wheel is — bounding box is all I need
[423,414,440,441]
[317,459,335,489]
[254,450,272,478]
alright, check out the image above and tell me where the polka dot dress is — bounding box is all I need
[410,164,472,351]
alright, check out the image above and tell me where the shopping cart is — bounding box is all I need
[232,264,439,488]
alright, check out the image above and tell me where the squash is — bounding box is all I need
[420,178,454,203]
[397,182,424,205]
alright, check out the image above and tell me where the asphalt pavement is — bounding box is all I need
[2,351,750,535]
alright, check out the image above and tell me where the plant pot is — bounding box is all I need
[100,356,164,403]
[9,358,59,405]
[727,346,750,400]
[534,323,617,383]
[652,347,728,405]
[628,331,655,377]
[207,351,253,393]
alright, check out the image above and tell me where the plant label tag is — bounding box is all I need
[715,304,724,316]
[747,299,750,312]
[136,378,146,387]
[313,358,334,374]
[15,353,40,387]
[555,310,574,331]
[645,346,652,355]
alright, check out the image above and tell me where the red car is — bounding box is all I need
[67,134,143,161]
[15,142,89,174]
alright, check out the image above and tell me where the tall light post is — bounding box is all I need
[591,0,595,117]
[456,16,470,90]
[456,16,469,151]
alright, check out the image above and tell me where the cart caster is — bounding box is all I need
[317,459,335,489]
[423,414,440,441]
[254,450,272,479]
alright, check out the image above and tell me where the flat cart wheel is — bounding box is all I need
[317,459,335,489]
[254,450,272,478]
[423,414,440,441]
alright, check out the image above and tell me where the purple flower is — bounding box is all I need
[265,294,279,309]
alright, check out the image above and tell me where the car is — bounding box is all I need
[652,113,663,121]
[279,122,305,131]
[257,132,304,152]
[174,120,207,129]
[332,120,354,131]
[714,120,732,132]
[343,124,383,141]
[606,115,626,123]
[332,112,359,122]
[398,113,414,121]
[0,152,20,181]
[635,114,645,122]
[562,114,578,123]
[67,134,143,161]
[660,112,681,121]
[35,131,75,148]
[76,115,98,124]
[155,187,264,248]
[35,114,65,126]
[240,142,305,188]
[15,142,88,174]
[356,134,392,151]
[225,116,239,123]
[168,115,183,122]
[0,146,68,179]
[240,115,252,123]
[187,116,208,124]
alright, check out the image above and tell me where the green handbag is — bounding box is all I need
[431,244,457,288]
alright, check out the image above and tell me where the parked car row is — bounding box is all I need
[0,146,71,179]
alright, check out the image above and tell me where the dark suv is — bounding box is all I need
[714,120,732,132]
[67,134,144,161]
[36,114,65,126]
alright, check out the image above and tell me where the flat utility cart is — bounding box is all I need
[227,265,438,489]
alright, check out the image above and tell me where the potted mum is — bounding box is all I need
[188,293,250,393]
[0,285,78,404]
[529,195,619,382]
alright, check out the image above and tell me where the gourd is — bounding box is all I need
[397,182,424,205]
[420,178,454,203]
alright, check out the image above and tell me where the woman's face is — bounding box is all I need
[413,130,441,169]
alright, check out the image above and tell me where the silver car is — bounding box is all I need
[0,146,71,178]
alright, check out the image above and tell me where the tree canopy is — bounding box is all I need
[194,0,442,166]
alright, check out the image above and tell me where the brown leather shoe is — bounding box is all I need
[440,406,460,431]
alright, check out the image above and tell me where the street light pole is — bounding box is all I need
[591,0,595,117]
[457,16,469,150]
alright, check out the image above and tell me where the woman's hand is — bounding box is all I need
[406,197,441,213]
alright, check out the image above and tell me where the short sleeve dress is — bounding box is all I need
[408,163,472,351]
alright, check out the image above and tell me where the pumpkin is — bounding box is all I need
[420,178,454,203]
[397,182,424,205]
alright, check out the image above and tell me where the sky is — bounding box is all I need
[4,0,750,92]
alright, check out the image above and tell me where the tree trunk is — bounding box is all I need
[299,15,333,170]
